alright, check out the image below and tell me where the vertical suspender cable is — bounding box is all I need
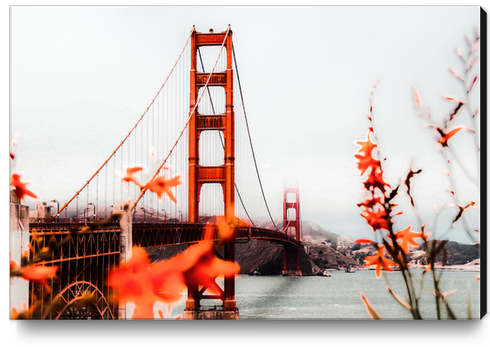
[232,44,278,230]
[128,134,131,204]
[174,62,177,218]
[178,57,182,214]
[96,174,98,220]
[105,165,107,219]
[113,158,115,206]
[156,96,160,222]
[54,31,192,218]
[197,47,255,226]
[87,183,89,220]
[130,28,230,212]
[146,103,149,217]
[121,146,123,202]
[142,122,144,214]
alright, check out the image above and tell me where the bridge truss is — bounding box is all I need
[28,223,121,319]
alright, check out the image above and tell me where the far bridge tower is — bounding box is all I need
[283,187,302,276]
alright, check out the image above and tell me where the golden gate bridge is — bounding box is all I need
[10,25,303,320]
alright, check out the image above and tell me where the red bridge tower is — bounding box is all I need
[283,188,302,276]
[185,26,237,319]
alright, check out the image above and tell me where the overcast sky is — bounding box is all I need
[8,5,481,244]
[4,2,489,345]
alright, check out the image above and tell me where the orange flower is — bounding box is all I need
[10,259,19,273]
[109,247,181,319]
[357,195,382,209]
[443,95,465,103]
[144,175,182,203]
[355,155,381,177]
[356,239,375,244]
[10,307,19,320]
[20,265,58,287]
[395,226,423,253]
[127,167,144,175]
[10,302,35,320]
[355,131,380,176]
[172,240,240,294]
[10,173,37,201]
[122,166,144,188]
[360,208,388,232]
[412,86,424,109]
[10,134,19,161]
[110,230,240,319]
[214,205,248,241]
[427,125,473,148]
[157,308,164,319]
[364,245,396,278]
[154,225,240,295]
[356,131,377,158]
[216,216,234,241]
[363,168,389,193]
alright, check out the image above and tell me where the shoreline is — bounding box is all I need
[357,265,481,272]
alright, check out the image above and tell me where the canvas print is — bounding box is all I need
[9,6,484,320]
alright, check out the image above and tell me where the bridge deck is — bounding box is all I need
[30,222,300,248]
[132,222,299,248]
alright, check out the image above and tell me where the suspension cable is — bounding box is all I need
[130,27,231,212]
[197,47,256,226]
[54,30,193,217]
[232,44,278,230]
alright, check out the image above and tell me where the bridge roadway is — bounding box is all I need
[27,220,299,319]
[29,221,299,249]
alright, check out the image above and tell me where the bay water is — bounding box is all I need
[172,269,481,320]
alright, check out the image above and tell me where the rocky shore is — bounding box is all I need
[144,221,480,276]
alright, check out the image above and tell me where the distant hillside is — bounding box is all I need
[306,243,360,269]
[145,240,320,276]
[281,220,340,249]
[144,222,480,273]
[145,221,372,273]
[443,241,480,265]
[234,239,319,275]
[409,241,480,265]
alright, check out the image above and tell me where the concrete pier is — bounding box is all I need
[183,308,239,320]
[9,191,30,317]
[282,269,302,276]
[115,202,132,320]
[29,201,51,223]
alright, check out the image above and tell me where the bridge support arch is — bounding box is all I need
[283,188,302,276]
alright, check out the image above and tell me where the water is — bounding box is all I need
[171,270,480,320]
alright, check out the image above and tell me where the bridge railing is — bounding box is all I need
[236,227,300,246]
[131,222,299,248]
[30,222,121,231]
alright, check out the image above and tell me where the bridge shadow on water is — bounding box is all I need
[12,274,487,345]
